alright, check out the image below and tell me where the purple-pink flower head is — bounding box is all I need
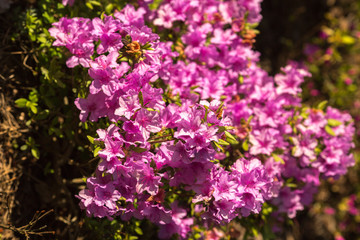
[154,4,178,29]
[114,4,146,28]
[52,0,356,236]
[249,128,279,156]
[275,63,311,96]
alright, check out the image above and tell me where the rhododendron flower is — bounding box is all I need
[153,4,178,29]
[51,1,355,238]
[249,129,278,155]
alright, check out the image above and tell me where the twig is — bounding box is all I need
[0,73,6,81]
[22,54,36,74]
[0,210,55,239]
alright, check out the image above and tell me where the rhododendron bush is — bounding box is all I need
[49,0,355,238]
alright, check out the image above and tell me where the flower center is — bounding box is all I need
[126,41,141,54]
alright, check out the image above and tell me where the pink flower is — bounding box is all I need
[154,4,178,29]
[62,0,75,6]
[249,129,279,155]
[323,206,336,215]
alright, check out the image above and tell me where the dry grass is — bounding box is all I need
[0,93,22,239]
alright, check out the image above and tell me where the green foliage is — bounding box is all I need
[149,0,163,10]
[19,136,40,159]
[15,89,39,114]
[224,131,239,145]
[272,153,285,164]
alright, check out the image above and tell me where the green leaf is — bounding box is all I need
[89,0,102,6]
[37,34,47,44]
[291,146,297,156]
[314,147,322,154]
[105,3,114,14]
[87,135,95,144]
[217,126,235,133]
[146,107,156,112]
[292,126,298,134]
[325,125,336,136]
[31,148,40,159]
[216,101,225,114]
[225,131,239,144]
[286,182,297,188]
[242,140,249,151]
[218,139,230,146]
[42,11,54,23]
[85,2,93,9]
[27,137,35,145]
[12,140,19,149]
[262,203,273,216]
[134,227,143,235]
[149,0,163,10]
[138,91,144,107]
[212,141,224,152]
[20,145,28,151]
[94,146,101,157]
[118,56,129,62]
[317,100,328,110]
[328,119,342,127]
[29,103,38,114]
[226,138,239,145]
[272,153,285,164]
[300,111,309,119]
[238,75,244,84]
[194,233,202,239]
[15,98,28,108]
[342,35,356,45]
[25,120,32,127]
[29,89,38,102]
[246,22,259,28]
[251,227,259,237]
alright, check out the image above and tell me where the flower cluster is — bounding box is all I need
[51,0,355,238]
